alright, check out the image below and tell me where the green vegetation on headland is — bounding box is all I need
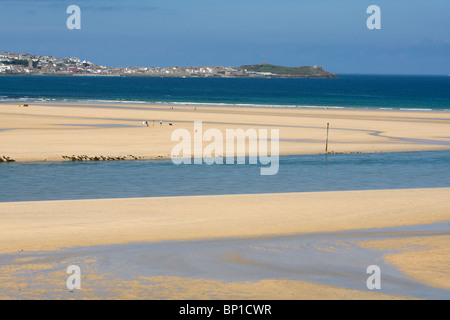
[239,63,338,78]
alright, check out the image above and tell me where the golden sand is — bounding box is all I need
[359,235,450,291]
[2,188,447,299]
[1,102,449,299]
[1,102,449,162]
[1,188,449,254]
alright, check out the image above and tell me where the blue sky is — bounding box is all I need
[0,0,449,74]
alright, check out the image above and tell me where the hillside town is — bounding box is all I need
[0,51,250,77]
[0,51,336,78]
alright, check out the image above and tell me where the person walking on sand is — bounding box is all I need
[160,120,163,126]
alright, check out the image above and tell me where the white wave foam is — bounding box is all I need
[400,108,433,111]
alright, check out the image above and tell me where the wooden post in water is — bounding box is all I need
[325,123,329,154]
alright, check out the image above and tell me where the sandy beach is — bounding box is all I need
[1,0,449,303]
[0,188,449,299]
[1,188,449,254]
[1,102,450,162]
[1,102,449,300]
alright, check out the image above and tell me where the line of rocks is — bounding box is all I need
[0,156,15,162]
[326,151,362,154]
[62,154,143,161]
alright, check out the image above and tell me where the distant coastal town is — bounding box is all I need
[0,51,337,78]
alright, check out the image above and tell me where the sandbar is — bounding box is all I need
[1,188,449,254]
[1,102,450,162]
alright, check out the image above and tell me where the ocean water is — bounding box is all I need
[1,75,449,202]
[1,151,450,203]
[0,74,449,110]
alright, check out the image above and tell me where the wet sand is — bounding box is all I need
[1,102,450,162]
[360,234,450,291]
[0,188,449,299]
[1,222,448,300]
[1,102,449,299]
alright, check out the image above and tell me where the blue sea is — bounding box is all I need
[0,74,449,110]
[1,74,449,202]
[1,151,450,202]
[2,74,449,300]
